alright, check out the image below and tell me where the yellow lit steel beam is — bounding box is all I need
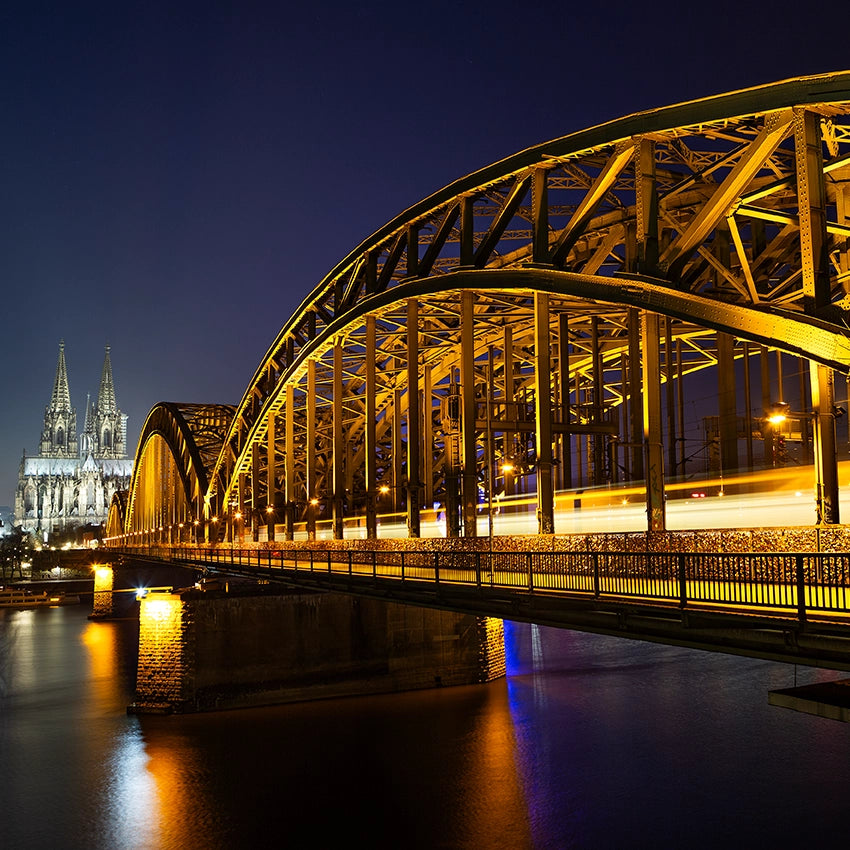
[550,141,634,266]
[795,109,831,314]
[725,214,760,303]
[661,109,794,278]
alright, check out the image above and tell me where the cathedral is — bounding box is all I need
[14,342,133,542]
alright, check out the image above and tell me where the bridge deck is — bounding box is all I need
[115,544,850,671]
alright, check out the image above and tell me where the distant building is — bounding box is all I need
[14,342,133,541]
[0,505,12,538]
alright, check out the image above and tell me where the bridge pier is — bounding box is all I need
[91,564,115,619]
[130,585,505,714]
[89,559,202,619]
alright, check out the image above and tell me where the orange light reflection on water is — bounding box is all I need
[81,620,160,848]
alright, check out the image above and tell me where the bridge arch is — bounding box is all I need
[117,72,850,544]
[106,491,126,539]
[123,403,235,544]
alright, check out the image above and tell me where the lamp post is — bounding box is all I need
[766,401,791,468]
[765,401,844,524]
[377,485,391,536]
[308,497,319,541]
[265,504,275,543]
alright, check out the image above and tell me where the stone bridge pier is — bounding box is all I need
[129,583,505,714]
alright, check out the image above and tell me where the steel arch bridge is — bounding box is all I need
[111,72,850,547]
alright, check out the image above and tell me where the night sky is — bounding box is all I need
[1,0,846,506]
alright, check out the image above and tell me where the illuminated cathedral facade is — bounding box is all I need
[14,342,133,541]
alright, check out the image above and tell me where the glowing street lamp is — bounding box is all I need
[766,401,790,426]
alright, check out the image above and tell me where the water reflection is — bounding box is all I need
[132,679,535,849]
[504,620,850,848]
[105,724,159,849]
[5,607,850,849]
[81,619,160,849]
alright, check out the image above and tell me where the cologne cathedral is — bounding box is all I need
[14,342,133,541]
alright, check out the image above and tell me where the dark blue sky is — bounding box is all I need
[1,0,845,504]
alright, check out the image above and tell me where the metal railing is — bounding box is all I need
[122,544,850,622]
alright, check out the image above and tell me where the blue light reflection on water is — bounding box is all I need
[503,619,850,848]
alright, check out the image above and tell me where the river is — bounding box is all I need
[1,603,849,849]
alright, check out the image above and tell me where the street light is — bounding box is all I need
[308,497,319,540]
[233,508,242,548]
[766,401,791,426]
[764,400,846,523]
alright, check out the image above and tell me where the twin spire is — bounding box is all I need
[49,342,118,417]
[41,342,125,459]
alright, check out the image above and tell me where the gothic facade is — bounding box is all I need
[15,342,133,541]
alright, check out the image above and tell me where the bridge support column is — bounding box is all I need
[407,299,421,537]
[642,311,666,531]
[503,325,515,497]
[332,341,344,540]
[365,316,377,539]
[589,316,605,485]
[628,309,644,480]
[461,290,478,537]
[742,342,754,470]
[267,411,276,542]
[558,314,572,489]
[760,346,775,465]
[811,362,840,524]
[285,384,295,541]
[717,332,738,475]
[238,472,247,544]
[423,363,434,512]
[306,361,317,540]
[445,376,462,538]
[534,292,555,534]
[665,317,677,479]
[251,446,261,542]
[392,388,404,513]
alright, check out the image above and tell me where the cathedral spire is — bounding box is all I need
[50,340,72,413]
[40,341,77,457]
[97,345,117,415]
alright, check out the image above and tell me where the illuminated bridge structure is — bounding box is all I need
[108,72,850,547]
[103,74,850,669]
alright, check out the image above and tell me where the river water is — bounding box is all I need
[2,603,849,849]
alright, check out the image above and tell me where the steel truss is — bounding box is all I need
[118,73,850,542]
